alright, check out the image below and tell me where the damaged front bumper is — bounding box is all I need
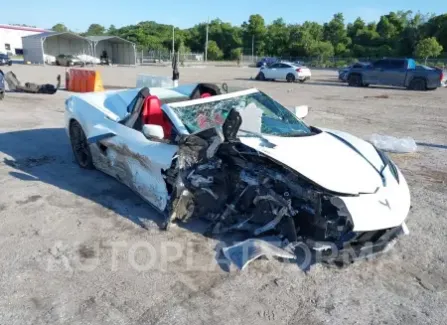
[309,222,410,265]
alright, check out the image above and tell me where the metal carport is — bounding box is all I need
[87,36,136,65]
[22,32,92,65]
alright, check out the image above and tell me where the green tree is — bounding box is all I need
[73,10,445,62]
[207,40,223,60]
[84,24,106,36]
[230,48,242,60]
[309,41,334,59]
[208,19,242,59]
[323,13,351,55]
[415,37,443,63]
[108,24,118,35]
[51,23,68,32]
[265,18,289,55]
[423,14,447,53]
[242,14,267,55]
[288,21,324,57]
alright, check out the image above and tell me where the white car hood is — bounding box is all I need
[239,130,385,195]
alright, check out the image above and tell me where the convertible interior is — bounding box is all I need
[119,83,223,141]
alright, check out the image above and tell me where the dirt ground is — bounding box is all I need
[0,64,446,325]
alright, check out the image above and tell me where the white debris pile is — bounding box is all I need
[44,54,56,64]
[136,74,173,88]
[77,54,100,64]
[369,134,417,153]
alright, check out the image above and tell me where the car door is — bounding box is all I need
[368,60,388,85]
[96,119,178,212]
[386,59,407,86]
[264,63,280,79]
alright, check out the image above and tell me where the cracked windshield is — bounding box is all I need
[170,91,312,137]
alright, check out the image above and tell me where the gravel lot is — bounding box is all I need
[0,64,446,325]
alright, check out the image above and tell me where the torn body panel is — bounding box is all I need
[90,136,177,212]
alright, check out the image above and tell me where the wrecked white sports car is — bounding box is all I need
[65,83,411,266]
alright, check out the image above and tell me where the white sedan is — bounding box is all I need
[255,61,312,83]
[65,83,410,266]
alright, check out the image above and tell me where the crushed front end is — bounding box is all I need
[163,109,409,267]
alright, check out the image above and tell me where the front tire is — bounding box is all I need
[286,73,296,83]
[69,120,94,169]
[348,74,363,87]
[299,79,306,83]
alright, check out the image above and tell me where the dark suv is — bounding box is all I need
[346,58,443,90]
[0,53,12,66]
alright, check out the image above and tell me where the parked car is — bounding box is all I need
[338,62,370,81]
[255,61,312,82]
[256,57,279,68]
[65,83,411,265]
[346,58,443,90]
[55,54,84,67]
[0,53,12,66]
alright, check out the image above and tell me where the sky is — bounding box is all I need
[4,0,445,32]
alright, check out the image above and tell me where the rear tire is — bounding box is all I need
[7,61,12,66]
[348,74,363,87]
[286,73,296,83]
[409,78,427,91]
[69,120,94,169]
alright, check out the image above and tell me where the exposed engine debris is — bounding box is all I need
[163,108,359,268]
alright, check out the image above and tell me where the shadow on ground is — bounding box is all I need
[0,127,167,229]
[233,77,412,91]
[417,142,447,150]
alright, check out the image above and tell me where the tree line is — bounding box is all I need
[51,11,447,62]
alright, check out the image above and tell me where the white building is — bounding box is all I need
[0,24,49,55]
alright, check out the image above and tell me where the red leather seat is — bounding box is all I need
[142,95,172,139]
[201,93,211,98]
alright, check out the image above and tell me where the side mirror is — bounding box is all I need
[294,105,309,119]
[143,124,164,140]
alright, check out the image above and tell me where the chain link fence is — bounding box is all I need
[137,49,204,65]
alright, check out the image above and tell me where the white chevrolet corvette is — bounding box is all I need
[65,83,411,264]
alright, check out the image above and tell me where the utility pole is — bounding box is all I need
[172,25,175,60]
[205,17,209,62]
[252,35,255,63]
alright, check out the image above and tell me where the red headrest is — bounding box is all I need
[142,95,172,139]
[201,93,211,98]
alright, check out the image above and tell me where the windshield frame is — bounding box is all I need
[165,88,312,137]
